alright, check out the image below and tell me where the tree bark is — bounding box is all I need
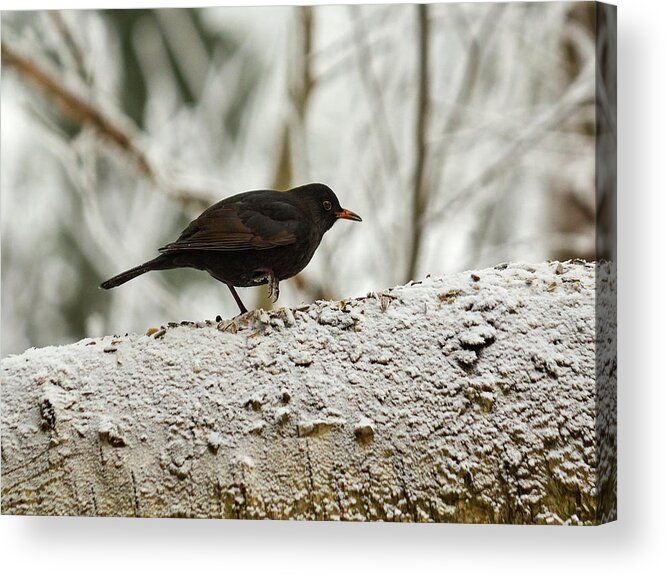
[1,261,616,524]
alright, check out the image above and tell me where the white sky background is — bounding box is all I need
[1,2,665,575]
[1,2,597,355]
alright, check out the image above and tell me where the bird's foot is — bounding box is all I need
[218,312,251,333]
[218,317,240,333]
[266,273,280,303]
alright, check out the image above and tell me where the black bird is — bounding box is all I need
[100,183,362,314]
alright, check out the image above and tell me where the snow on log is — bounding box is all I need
[1,261,616,523]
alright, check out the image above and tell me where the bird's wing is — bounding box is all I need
[159,197,301,253]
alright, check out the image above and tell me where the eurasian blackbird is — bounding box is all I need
[100,183,362,314]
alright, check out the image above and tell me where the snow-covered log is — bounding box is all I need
[1,261,616,524]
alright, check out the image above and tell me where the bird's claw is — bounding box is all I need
[267,273,280,303]
[218,318,239,333]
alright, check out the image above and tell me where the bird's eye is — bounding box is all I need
[323,200,332,211]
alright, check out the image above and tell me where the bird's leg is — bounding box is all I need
[266,272,280,303]
[226,285,248,315]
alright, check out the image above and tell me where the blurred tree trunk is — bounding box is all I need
[272,6,314,192]
[405,4,430,283]
[258,6,326,310]
[550,2,597,262]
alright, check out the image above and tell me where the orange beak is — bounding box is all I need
[335,208,362,222]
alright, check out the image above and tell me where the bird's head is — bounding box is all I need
[291,183,362,233]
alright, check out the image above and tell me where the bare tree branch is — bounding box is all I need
[422,64,595,227]
[428,4,503,196]
[47,11,88,81]
[348,5,400,181]
[1,40,211,211]
[264,7,324,309]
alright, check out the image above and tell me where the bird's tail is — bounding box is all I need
[100,255,173,289]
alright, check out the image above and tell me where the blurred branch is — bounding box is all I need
[464,174,510,270]
[1,39,210,211]
[18,108,187,319]
[298,5,315,114]
[428,4,501,195]
[423,63,595,227]
[310,4,393,63]
[313,6,394,87]
[1,41,151,173]
[405,4,431,283]
[155,9,210,101]
[47,11,87,80]
[269,6,326,308]
[271,6,314,191]
[349,5,400,179]
[68,132,188,319]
